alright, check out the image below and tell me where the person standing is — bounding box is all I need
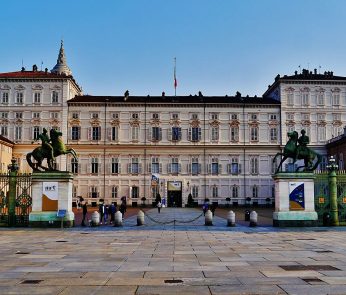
[119,201,126,219]
[109,202,116,224]
[81,201,88,226]
[99,202,105,225]
[157,201,162,213]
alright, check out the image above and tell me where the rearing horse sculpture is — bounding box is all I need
[26,129,77,172]
[273,130,321,173]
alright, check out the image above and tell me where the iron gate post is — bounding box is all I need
[7,159,19,227]
[327,156,339,226]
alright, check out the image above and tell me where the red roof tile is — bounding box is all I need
[0,71,71,79]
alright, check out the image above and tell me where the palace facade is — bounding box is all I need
[1,44,345,206]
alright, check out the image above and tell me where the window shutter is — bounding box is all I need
[98,126,101,140]
[159,128,162,141]
[188,128,192,141]
[148,163,151,173]
[198,127,202,141]
[159,163,162,173]
[78,127,81,140]
[187,163,191,174]
[127,163,131,174]
[139,163,142,174]
[167,163,171,174]
[218,164,222,174]
[208,164,211,174]
[88,127,91,140]
[68,127,72,140]
[178,163,181,174]
[98,163,102,176]
[66,161,71,172]
[148,127,152,141]
[118,163,121,174]
[178,127,182,140]
[31,127,35,140]
[78,163,81,174]
[168,128,172,141]
[198,163,202,174]
[238,163,242,174]
[108,127,112,140]
[227,164,231,174]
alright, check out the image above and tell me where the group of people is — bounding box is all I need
[81,200,127,226]
[202,201,216,216]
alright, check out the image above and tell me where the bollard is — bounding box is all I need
[91,211,100,226]
[205,209,213,226]
[137,210,145,226]
[249,211,257,227]
[227,210,236,227]
[114,211,123,227]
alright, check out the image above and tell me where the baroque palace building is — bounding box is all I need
[0,43,345,207]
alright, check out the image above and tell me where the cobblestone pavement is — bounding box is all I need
[1,208,346,294]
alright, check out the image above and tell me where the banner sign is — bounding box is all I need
[151,174,159,186]
[167,181,181,191]
[289,182,305,210]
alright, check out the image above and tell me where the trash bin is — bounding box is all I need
[323,212,330,226]
[245,210,250,221]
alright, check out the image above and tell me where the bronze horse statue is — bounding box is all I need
[273,130,321,173]
[26,129,77,172]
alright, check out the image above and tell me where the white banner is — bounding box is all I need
[42,182,58,200]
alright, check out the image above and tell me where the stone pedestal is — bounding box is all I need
[29,171,74,227]
[273,173,317,227]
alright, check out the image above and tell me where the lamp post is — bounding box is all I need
[8,158,19,227]
[327,156,339,226]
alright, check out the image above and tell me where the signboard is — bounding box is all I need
[57,210,66,218]
[289,182,305,211]
[167,181,182,191]
[151,174,159,187]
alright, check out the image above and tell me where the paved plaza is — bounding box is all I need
[1,208,346,294]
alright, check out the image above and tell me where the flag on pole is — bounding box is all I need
[174,57,177,94]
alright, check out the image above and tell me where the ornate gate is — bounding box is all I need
[0,173,32,227]
[314,171,346,225]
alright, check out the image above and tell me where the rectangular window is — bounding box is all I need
[232,186,239,198]
[152,113,159,120]
[33,126,40,140]
[252,185,258,198]
[33,112,40,119]
[211,157,219,175]
[2,92,9,104]
[151,157,160,174]
[92,126,101,141]
[90,186,98,198]
[72,113,79,119]
[111,158,119,174]
[1,112,8,119]
[333,93,340,106]
[231,113,238,120]
[250,127,258,141]
[287,113,294,120]
[15,126,22,141]
[111,113,119,119]
[131,157,139,174]
[302,113,310,121]
[192,186,198,198]
[131,187,139,198]
[91,113,99,119]
[190,127,201,142]
[16,92,23,104]
[71,158,78,174]
[191,157,199,175]
[171,127,182,141]
[317,93,324,105]
[211,113,218,120]
[171,157,179,174]
[131,126,139,141]
[317,113,325,121]
[112,186,118,198]
[52,91,59,103]
[287,93,294,105]
[250,157,259,174]
[34,92,40,104]
[191,113,198,120]
[172,113,179,120]
[0,125,8,137]
[270,128,277,141]
[111,126,118,141]
[269,114,277,120]
[318,126,326,142]
[151,127,162,141]
[229,158,240,175]
[71,126,81,140]
[50,112,59,119]
[250,114,257,120]
[211,127,219,141]
[131,113,139,119]
[230,127,239,142]
[302,93,309,105]
[212,186,218,198]
[333,113,341,121]
[91,158,99,174]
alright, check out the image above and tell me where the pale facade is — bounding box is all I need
[0,45,345,207]
[0,135,14,172]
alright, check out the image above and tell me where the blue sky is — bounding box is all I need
[1,0,346,96]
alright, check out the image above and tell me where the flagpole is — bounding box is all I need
[174,57,177,97]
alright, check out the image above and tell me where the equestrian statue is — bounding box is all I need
[273,129,322,173]
[26,128,77,172]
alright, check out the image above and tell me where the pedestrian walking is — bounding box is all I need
[81,201,88,226]
[202,202,209,216]
[119,201,126,219]
[99,202,105,224]
[109,202,116,224]
[104,204,109,224]
[157,201,162,213]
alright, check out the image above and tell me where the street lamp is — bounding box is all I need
[327,156,339,226]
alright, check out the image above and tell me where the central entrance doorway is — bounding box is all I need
[167,181,182,207]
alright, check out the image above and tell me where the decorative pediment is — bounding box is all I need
[169,119,181,126]
[300,87,310,92]
[315,86,325,92]
[110,119,120,126]
[14,85,25,90]
[209,120,220,127]
[31,118,41,124]
[268,120,279,126]
[14,119,23,124]
[150,118,160,125]
[333,120,342,126]
[317,121,327,127]
[229,121,239,127]
[130,121,139,127]
[32,84,43,90]
[1,84,11,90]
[331,87,341,93]
[50,85,61,90]
[69,118,80,125]
[0,119,9,124]
[90,118,101,125]
[190,120,200,128]
[301,121,311,126]
[49,119,60,125]
[248,122,259,127]
[284,87,295,92]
